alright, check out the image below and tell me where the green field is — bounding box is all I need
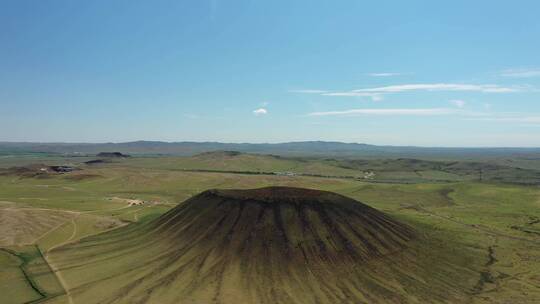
[0,152,539,303]
[0,245,64,304]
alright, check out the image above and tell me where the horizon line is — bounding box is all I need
[1,140,539,149]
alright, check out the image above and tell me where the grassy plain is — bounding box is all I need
[0,152,539,303]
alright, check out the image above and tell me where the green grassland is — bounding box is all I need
[0,152,96,169]
[116,152,540,184]
[0,152,539,303]
[0,245,64,304]
[0,248,43,304]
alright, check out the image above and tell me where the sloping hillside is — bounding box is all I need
[49,187,479,304]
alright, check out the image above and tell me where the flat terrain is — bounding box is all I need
[0,152,539,303]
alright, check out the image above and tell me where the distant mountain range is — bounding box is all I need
[1,141,540,158]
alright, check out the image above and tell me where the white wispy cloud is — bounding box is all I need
[291,83,524,107]
[289,89,328,94]
[367,72,402,77]
[306,105,540,127]
[308,108,459,117]
[351,83,520,93]
[300,83,521,102]
[253,108,268,116]
[321,92,384,101]
[499,68,540,78]
[449,99,466,108]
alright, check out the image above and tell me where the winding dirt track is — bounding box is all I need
[0,202,136,304]
[43,204,135,304]
[46,255,75,304]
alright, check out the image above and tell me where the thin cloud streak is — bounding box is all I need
[352,83,520,93]
[289,89,328,94]
[500,68,540,78]
[308,108,459,117]
[367,72,402,77]
[293,83,523,102]
[322,92,383,101]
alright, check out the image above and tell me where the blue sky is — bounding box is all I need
[1,0,540,147]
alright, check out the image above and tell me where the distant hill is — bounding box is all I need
[1,140,540,159]
[119,152,540,185]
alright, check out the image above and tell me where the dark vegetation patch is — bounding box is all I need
[0,246,65,301]
[438,188,455,205]
[49,165,78,173]
[84,159,111,165]
[0,247,46,299]
[510,216,540,236]
[473,271,496,294]
[65,174,103,181]
[0,165,41,177]
[472,246,499,294]
[486,246,497,267]
[0,164,79,178]
[96,152,131,158]
[195,150,243,157]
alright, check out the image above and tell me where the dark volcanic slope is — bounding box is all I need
[51,187,475,304]
[153,187,415,264]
